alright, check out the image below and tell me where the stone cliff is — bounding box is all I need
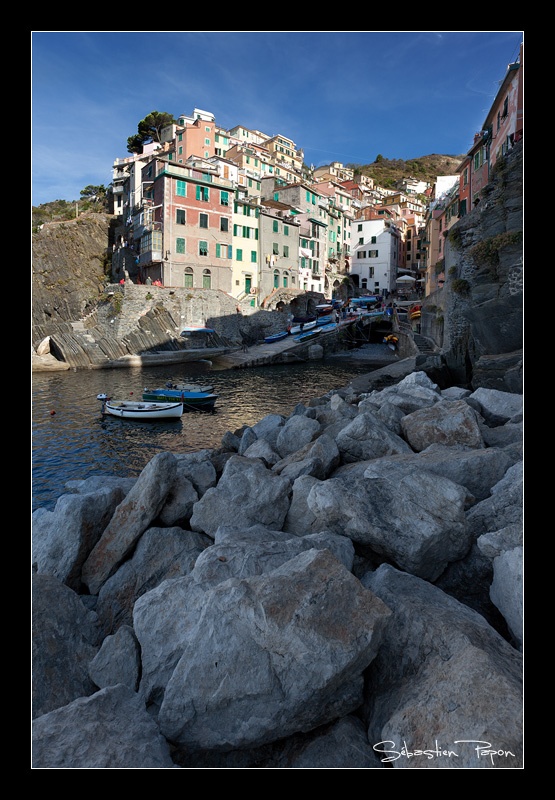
[32,213,115,328]
[419,141,523,393]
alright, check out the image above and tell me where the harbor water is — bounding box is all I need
[32,356,382,513]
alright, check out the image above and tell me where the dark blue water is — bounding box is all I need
[32,358,377,512]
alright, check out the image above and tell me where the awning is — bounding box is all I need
[299,248,312,258]
[308,218,327,227]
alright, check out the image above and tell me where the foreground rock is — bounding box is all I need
[32,373,523,768]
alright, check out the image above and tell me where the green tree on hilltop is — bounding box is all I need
[80,185,107,203]
[127,111,176,154]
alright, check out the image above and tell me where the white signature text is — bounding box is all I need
[373,740,516,765]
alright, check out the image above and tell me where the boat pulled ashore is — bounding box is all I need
[264,331,289,344]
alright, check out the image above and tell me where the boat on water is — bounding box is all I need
[142,387,218,411]
[264,331,289,344]
[293,327,322,343]
[289,319,318,336]
[97,395,183,420]
[163,380,214,393]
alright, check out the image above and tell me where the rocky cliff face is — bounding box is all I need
[420,141,523,393]
[32,213,115,328]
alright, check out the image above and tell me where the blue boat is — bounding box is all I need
[289,319,318,336]
[180,326,216,336]
[293,327,322,343]
[142,387,218,411]
[319,322,338,333]
[264,331,289,343]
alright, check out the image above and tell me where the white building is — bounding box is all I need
[350,217,402,296]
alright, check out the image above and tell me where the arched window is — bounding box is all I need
[184,267,193,289]
[202,269,212,289]
[273,269,279,289]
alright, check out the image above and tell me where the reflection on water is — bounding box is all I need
[32,358,376,512]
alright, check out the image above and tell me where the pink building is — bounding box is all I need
[137,156,234,290]
[173,116,216,163]
[458,42,523,213]
[486,41,524,169]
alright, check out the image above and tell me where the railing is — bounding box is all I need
[397,320,413,335]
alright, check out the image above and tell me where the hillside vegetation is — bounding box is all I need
[348,153,464,189]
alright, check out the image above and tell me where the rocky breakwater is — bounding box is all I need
[32,372,523,768]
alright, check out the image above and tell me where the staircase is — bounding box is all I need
[413,333,437,354]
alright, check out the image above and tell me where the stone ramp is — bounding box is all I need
[212,336,307,369]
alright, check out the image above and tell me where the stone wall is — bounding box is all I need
[109,283,292,346]
[97,284,243,341]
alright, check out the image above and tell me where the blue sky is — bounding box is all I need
[31,31,523,206]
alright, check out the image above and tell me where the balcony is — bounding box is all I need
[138,251,162,266]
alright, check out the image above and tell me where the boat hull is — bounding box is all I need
[103,401,183,420]
[163,382,214,393]
[290,320,318,335]
[293,327,322,342]
[264,331,289,343]
[142,389,218,411]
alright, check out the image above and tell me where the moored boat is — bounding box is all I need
[97,395,183,420]
[142,387,218,411]
[163,380,214,393]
